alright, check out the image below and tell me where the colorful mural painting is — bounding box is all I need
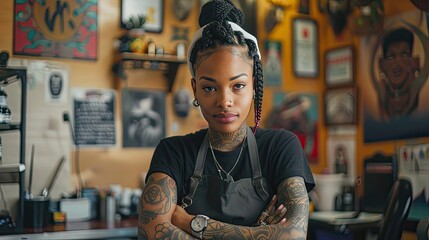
[14,0,98,60]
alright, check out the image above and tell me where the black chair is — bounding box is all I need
[377,178,413,240]
[417,218,429,240]
[361,153,398,214]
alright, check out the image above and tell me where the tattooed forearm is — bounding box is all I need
[139,175,177,224]
[154,222,197,240]
[204,221,297,240]
[278,177,309,236]
[202,177,309,240]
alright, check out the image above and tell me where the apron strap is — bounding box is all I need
[182,127,270,208]
[247,126,270,201]
[182,134,208,208]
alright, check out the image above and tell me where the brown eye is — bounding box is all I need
[203,86,216,92]
[401,52,410,58]
[234,83,245,90]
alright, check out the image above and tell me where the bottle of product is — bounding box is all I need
[0,87,11,124]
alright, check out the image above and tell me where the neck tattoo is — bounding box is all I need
[208,137,246,183]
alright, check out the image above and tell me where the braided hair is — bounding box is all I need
[189,0,264,133]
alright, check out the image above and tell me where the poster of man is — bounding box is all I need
[362,10,429,142]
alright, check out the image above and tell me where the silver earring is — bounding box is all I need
[192,99,200,107]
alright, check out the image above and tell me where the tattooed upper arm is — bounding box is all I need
[277,176,309,238]
[139,172,194,240]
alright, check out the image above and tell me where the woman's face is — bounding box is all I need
[381,41,412,88]
[192,46,254,134]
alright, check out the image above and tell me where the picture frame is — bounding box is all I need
[324,87,358,126]
[298,0,310,14]
[263,40,282,86]
[292,17,319,78]
[325,46,354,87]
[327,134,356,181]
[122,88,166,148]
[120,0,164,33]
[13,0,98,60]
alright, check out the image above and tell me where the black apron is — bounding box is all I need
[181,127,271,226]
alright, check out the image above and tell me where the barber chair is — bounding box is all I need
[377,178,413,240]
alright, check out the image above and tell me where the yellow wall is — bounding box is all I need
[1,0,427,206]
[256,0,328,174]
[1,0,425,238]
[0,0,201,189]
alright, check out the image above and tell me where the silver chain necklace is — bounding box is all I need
[208,137,245,183]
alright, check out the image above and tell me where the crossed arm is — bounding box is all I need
[138,172,309,240]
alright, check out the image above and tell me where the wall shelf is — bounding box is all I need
[114,52,187,92]
[0,123,21,131]
[0,65,27,234]
[0,163,26,183]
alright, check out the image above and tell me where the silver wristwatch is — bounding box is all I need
[190,214,209,239]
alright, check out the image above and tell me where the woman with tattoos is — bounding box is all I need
[139,0,315,239]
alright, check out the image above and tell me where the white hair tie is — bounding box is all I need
[187,21,261,78]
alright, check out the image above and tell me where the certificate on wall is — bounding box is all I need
[72,88,116,147]
[292,17,319,78]
[325,46,354,87]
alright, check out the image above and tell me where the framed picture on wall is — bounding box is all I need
[325,46,354,87]
[122,89,166,148]
[324,87,358,126]
[263,40,282,86]
[13,0,98,60]
[121,0,164,33]
[292,17,319,78]
[327,134,356,181]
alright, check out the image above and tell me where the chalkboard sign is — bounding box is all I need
[72,89,116,147]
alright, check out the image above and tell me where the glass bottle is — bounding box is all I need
[0,87,11,124]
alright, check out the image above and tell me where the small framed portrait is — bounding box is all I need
[327,134,356,181]
[292,17,319,78]
[325,46,354,87]
[120,0,164,33]
[324,87,358,126]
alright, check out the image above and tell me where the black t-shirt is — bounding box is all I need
[147,128,315,203]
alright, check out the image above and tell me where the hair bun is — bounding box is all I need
[199,0,244,27]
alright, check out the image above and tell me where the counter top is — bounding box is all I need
[0,218,138,240]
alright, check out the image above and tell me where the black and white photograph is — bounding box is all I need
[122,89,166,148]
[324,87,357,126]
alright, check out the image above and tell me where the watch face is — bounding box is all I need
[191,216,206,232]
